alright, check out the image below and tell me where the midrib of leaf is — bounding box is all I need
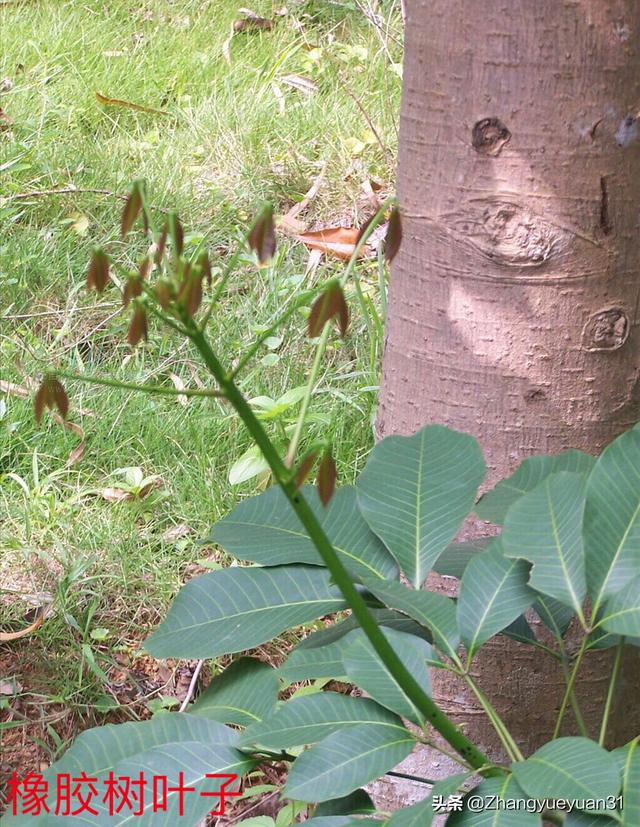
[593,498,640,615]
[295,734,414,786]
[413,429,426,588]
[223,519,386,579]
[468,563,515,657]
[525,756,596,798]
[546,482,585,624]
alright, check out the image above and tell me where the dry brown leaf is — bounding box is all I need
[305,248,323,280]
[296,226,365,261]
[0,679,23,694]
[0,380,29,398]
[233,16,273,31]
[281,74,317,95]
[101,487,132,503]
[66,442,85,468]
[162,523,191,542]
[169,373,188,406]
[0,607,45,642]
[278,213,306,236]
[0,107,13,131]
[283,163,326,222]
[96,92,168,116]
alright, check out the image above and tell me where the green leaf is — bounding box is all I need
[284,723,416,802]
[210,486,398,582]
[279,635,349,683]
[229,445,270,485]
[584,426,640,611]
[433,540,492,579]
[599,574,640,637]
[511,737,621,802]
[565,813,619,826]
[342,628,432,725]
[2,715,248,827]
[502,472,587,619]
[476,450,595,524]
[314,789,376,816]
[501,615,537,646]
[191,657,279,725]
[458,539,536,658]
[534,597,574,637]
[386,773,470,827]
[447,775,541,826]
[360,578,460,661]
[357,425,485,587]
[145,565,347,659]
[297,608,433,649]
[240,691,403,749]
[615,736,640,826]
[303,820,381,827]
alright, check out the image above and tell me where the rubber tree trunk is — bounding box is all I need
[375,0,640,808]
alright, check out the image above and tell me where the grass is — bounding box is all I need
[0,0,402,771]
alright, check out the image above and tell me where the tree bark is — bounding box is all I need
[375,0,640,808]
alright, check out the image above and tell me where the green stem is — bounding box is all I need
[462,674,524,762]
[599,636,625,746]
[285,198,396,467]
[188,324,498,776]
[559,649,589,738]
[230,289,318,380]
[554,635,589,739]
[285,322,328,467]
[55,370,224,400]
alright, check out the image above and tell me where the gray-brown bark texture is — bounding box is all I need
[374,0,640,810]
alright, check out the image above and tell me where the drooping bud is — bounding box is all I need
[123,277,142,307]
[155,279,173,310]
[308,281,349,338]
[127,306,148,346]
[294,449,318,490]
[155,223,168,266]
[86,248,110,292]
[169,213,184,258]
[120,183,143,239]
[178,264,203,317]
[384,206,402,262]
[317,450,337,506]
[248,205,276,266]
[34,376,69,423]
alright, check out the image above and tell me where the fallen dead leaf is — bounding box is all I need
[0,380,29,398]
[0,678,23,694]
[281,74,317,95]
[169,373,188,406]
[96,92,168,116]
[162,524,191,543]
[0,607,46,643]
[101,487,132,503]
[0,107,13,131]
[296,226,366,260]
[66,442,85,468]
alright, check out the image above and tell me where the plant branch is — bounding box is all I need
[462,673,524,763]
[554,635,589,739]
[54,370,224,400]
[599,636,625,746]
[187,323,499,776]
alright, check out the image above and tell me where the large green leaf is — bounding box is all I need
[240,691,402,749]
[501,615,537,646]
[476,450,595,524]
[598,574,640,637]
[615,737,640,826]
[565,814,619,826]
[458,539,536,658]
[284,722,415,802]
[386,773,470,827]
[210,486,398,582]
[342,627,432,725]
[2,715,248,826]
[361,578,460,661]
[356,425,485,587]
[511,737,621,802]
[534,596,574,637]
[297,609,433,649]
[278,608,436,683]
[502,472,587,619]
[584,426,640,612]
[314,789,376,817]
[145,565,346,659]
[303,820,381,827]
[433,540,492,579]
[190,657,279,725]
[447,775,541,826]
